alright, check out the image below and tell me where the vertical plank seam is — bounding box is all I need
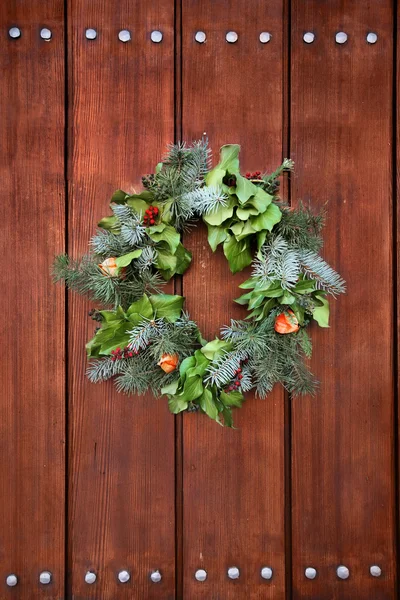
[174,0,184,598]
[393,0,399,591]
[64,0,71,596]
[283,0,293,597]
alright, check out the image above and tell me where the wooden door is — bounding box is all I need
[0,1,397,599]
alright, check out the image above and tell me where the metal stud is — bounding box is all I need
[335,31,348,44]
[227,566,240,579]
[85,28,97,40]
[303,32,315,44]
[151,30,163,43]
[370,565,382,577]
[337,565,350,580]
[118,570,130,583]
[226,31,238,43]
[150,570,162,583]
[40,28,52,41]
[39,571,52,585]
[85,571,97,584]
[195,569,207,582]
[6,574,18,587]
[305,567,317,579]
[259,32,271,44]
[9,27,21,39]
[261,566,273,580]
[366,32,378,44]
[195,31,206,44]
[118,30,131,43]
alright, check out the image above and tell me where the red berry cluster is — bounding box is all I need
[143,205,159,227]
[225,367,243,393]
[111,346,138,361]
[245,170,262,179]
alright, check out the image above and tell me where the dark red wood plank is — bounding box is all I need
[290,3,396,598]
[181,3,287,598]
[0,3,65,599]
[68,2,176,598]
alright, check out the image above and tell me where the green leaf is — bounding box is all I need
[126,294,154,324]
[232,219,257,241]
[249,202,282,232]
[248,187,273,212]
[220,389,244,408]
[125,198,149,214]
[85,336,102,358]
[174,243,192,275]
[201,338,233,360]
[179,356,196,378]
[221,406,234,427]
[155,247,177,272]
[98,215,120,232]
[100,305,126,323]
[126,190,154,201]
[223,235,252,274]
[161,380,180,395]
[235,290,253,305]
[294,279,316,294]
[198,388,219,421]
[98,326,131,355]
[205,144,240,187]
[149,294,184,322]
[186,350,210,378]
[168,396,188,414]
[207,224,228,252]
[236,205,259,220]
[147,223,166,234]
[312,294,330,327]
[235,174,258,204]
[278,291,296,305]
[115,249,143,268]
[203,197,236,226]
[257,231,268,255]
[110,189,127,204]
[239,277,257,290]
[181,376,204,402]
[148,224,181,253]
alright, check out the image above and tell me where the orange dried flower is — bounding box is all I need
[158,353,179,373]
[98,257,124,278]
[274,309,300,334]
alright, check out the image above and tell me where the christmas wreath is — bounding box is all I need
[53,142,345,426]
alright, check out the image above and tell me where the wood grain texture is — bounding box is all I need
[181,2,287,598]
[0,2,65,599]
[68,2,176,598]
[290,3,396,598]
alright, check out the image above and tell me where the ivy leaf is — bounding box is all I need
[223,234,252,274]
[221,407,234,427]
[168,396,188,414]
[155,247,177,273]
[232,219,257,241]
[312,293,330,327]
[205,144,240,187]
[147,223,167,234]
[97,215,120,232]
[126,294,154,324]
[126,190,154,201]
[115,249,143,268]
[149,294,184,322]
[110,189,127,204]
[236,205,259,220]
[161,380,180,395]
[198,388,220,421]
[100,305,126,323]
[202,197,236,226]
[148,224,181,254]
[249,202,282,232]
[125,198,149,214]
[201,338,233,360]
[294,279,316,294]
[235,174,258,205]
[220,389,244,408]
[186,350,210,378]
[174,243,192,274]
[207,224,228,252]
[85,336,102,358]
[181,375,204,402]
[247,187,273,212]
[179,356,196,379]
[238,277,257,290]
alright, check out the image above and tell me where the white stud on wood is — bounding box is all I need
[305,567,317,579]
[6,574,17,587]
[195,31,206,43]
[366,32,378,44]
[9,27,21,39]
[85,28,97,40]
[261,566,273,580]
[335,31,348,44]
[303,32,315,44]
[151,31,163,43]
[370,565,382,577]
[227,566,240,579]
[85,571,97,584]
[226,31,238,43]
[118,570,130,583]
[195,569,207,582]
[39,571,52,584]
[40,28,52,40]
[259,32,271,44]
[337,565,350,579]
[150,570,162,583]
[118,30,131,42]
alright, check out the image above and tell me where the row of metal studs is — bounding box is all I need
[7,28,379,45]
[5,570,163,586]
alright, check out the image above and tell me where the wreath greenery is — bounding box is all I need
[53,142,345,426]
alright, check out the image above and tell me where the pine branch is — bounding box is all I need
[86,357,127,382]
[299,251,346,296]
[90,229,131,257]
[205,350,246,388]
[181,186,228,216]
